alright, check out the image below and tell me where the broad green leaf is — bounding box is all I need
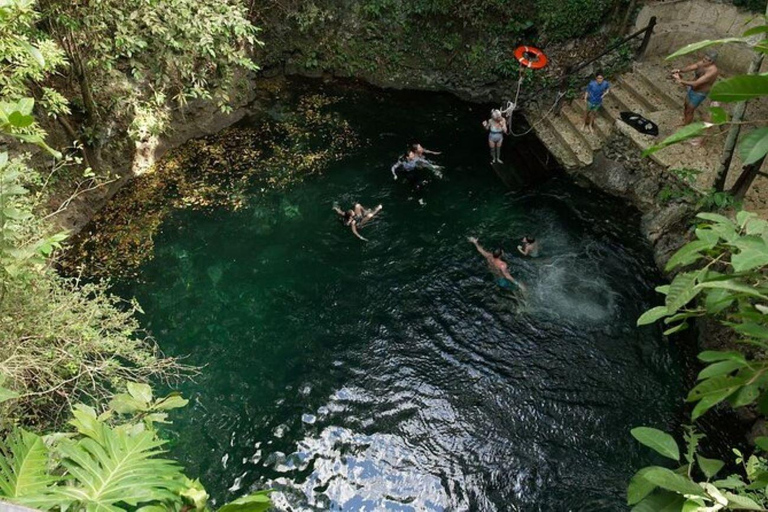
[743,25,768,37]
[737,210,755,228]
[217,490,273,512]
[18,41,45,67]
[656,285,671,295]
[667,38,747,60]
[704,287,735,315]
[698,359,747,380]
[739,127,768,165]
[688,374,747,401]
[7,112,33,128]
[154,395,189,411]
[710,75,768,102]
[691,388,738,420]
[644,122,710,157]
[695,227,720,245]
[731,245,768,272]
[696,454,725,479]
[0,430,57,500]
[663,322,688,336]
[734,322,768,339]
[696,280,768,300]
[637,306,669,326]
[56,423,185,510]
[632,491,686,512]
[631,427,680,461]
[628,467,657,505]
[127,382,153,405]
[745,217,768,236]
[709,106,728,124]
[665,240,716,271]
[697,212,734,225]
[0,386,19,404]
[109,394,147,415]
[16,98,34,116]
[728,383,760,407]
[640,467,706,497]
[755,436,768,451]
[724,492,763,510]
[666,272,700,312]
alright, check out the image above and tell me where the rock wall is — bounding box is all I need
[572,132,696,270]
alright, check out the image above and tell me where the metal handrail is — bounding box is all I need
[524,16,657,106]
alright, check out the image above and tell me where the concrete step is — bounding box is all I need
[532,117,580,170]
[633,61,683,111]
[543,113,594,167]
[617,74,665,113]
[571,95,615,130]
[560,105,605,151]
[603,84,651,120]
[563,102,613,147]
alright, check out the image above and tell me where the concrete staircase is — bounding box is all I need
[526,59,760,193]
[528,60,684,170]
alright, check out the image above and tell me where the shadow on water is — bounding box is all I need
[113,79,684,511]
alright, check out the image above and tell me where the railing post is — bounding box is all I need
[636,16,657,60]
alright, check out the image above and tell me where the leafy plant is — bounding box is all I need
[628,425,767,510]
[637,211,768,419]
[0,386,272,512]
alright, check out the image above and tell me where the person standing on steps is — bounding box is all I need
[671,49,719,126]
[468,236,526,292]
[482,109,508,164]
[583,71,611,133]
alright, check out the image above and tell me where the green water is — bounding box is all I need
[116,82,683,511]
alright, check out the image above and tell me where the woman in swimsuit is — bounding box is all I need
[482,109,508,164]
[332,203,383,242]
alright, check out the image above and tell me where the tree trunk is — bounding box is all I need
[730,157,766,201]
[713,2,768,191]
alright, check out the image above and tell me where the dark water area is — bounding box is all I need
[114,81,684,511]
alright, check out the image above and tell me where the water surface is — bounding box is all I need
[116,82,682,511]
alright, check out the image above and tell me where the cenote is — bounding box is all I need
[101,80,684,511]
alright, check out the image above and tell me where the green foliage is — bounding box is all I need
[630,426,767,511]
[633,210,768,509]
[0,387,272,512]
[536,0,613,42]
[0,0,69,116]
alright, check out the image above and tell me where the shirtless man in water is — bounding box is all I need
[468,236,526,292]
[672,49,719,126]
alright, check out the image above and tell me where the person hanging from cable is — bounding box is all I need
[482,109,508,164]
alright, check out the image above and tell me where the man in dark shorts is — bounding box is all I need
[672,49,719,126]
[583,71,611,133]
[468,236,526,292]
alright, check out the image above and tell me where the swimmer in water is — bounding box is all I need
[482,109,508,164]
[468,236,526,291]
[517,236,540,257]
[333,203,383,242]
[409,144,444,178]
[411,143,441,158]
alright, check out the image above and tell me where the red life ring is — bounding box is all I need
[514,46,548,70]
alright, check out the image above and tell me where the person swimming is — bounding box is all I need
[333,203,383,242]
[517,236,540,257]
[391,147,440,190]
[468,236,526,292]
